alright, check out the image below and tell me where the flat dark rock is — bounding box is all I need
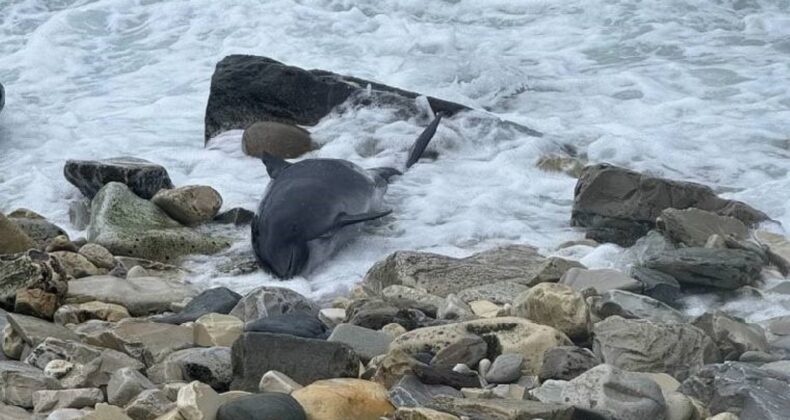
[230,332,359,392]
[388,374,462,408]
[630,267,681,304]
[64,157,174,199]
[217,393,306,420]
[643,248,764,290]
[156,287,242,324]
[411,362,480,389]
[244,312,329,339]
[214,208,255,226]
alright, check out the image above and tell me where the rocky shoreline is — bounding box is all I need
[1,56,790,420]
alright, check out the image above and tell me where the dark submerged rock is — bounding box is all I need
[244,312,329,339]
[642,247,764,290]
[214,208,255,226]
[64,157,174,199]
[217,393,307,420]
[539,346,600,382]
[155,287,242,324]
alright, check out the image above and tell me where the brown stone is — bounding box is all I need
[242,121,313,159]
[15,289,58,320]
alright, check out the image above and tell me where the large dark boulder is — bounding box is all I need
[244,312,329,339]
[680,362,790,420]
[642,248,763,290]
[218,393,306,420]
[571,164,769,246]
[204,55,541,143]
[64,157,174,199]
[230,332,360,392]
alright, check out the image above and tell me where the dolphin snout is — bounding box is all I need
[265,243,309,279]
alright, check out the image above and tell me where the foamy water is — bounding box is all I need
[0,0,789,319]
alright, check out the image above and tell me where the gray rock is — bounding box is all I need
[327,323,392,363]
[124,389,174,420]
[657,207,748,247]
[513,282,591,341]
[761,360,790,376]
[87,182,230,262]
[6,313,79,349]
[32,388,103,414]
[216,392,306,420]
[152,185,223,226]
[9,216,68,250]
[64,157,174,199]
[739,351,781,364]
[66,275,197,316]
[242,121,313,159]
[455,281,530,305]
[426,396,577,420]
[69,199,92,231]
[560,268,642,294]
[589,290,686,323]
[529,257,587,286]
[245,312,328,339]
[485,353,524,384]
[213,207,255,226]
[571,164,768,246]
[156,287,242,324]
[77,243,116,270]
[0,361,61,408]
[0,250,68,308]
[539,346,600,381]
[388,375,462,408]
[229,286,319,323]
[107,367,156,407]
[258,370,302,394]
[767,315,790,336]
[24,337,144,377]
[642,248,764,289]
[0,402,32,419]
[230,332,360,392]
[560,364,667,420]
[430,335,487,369]
[530,379,569,404]
[363,245,547,297]
[692,311,768,360]
[593,316,720,381]
[680,362,790,420]
[436,294,474,321]
[381,285,445,317]
[0,212,37,254]
[149,347,232,391]
[629,267,681,305]
[49,251,100,278]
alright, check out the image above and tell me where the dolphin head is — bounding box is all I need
[252,218,312,279]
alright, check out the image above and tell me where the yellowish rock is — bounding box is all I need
[469,300,502,318]
[394,407,461,420]
[513,283,591,340]
[193,313,243,347]
[54,301,131,324]
[292,378,395,420]
[0,212,36,254]
[219,390,252,405]
[707,413,739,420]
[84,403,133,420]
[177,381,220,420]
[155,409,186,420]
[258,370,302,394]
[381,323,408,339]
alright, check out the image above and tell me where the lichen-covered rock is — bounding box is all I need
[50,251,100,278]
[87,182,230,262]
[8,214,68,250]
[0,250,68,308]
[64,157,174,199]
[513,283,591,341]
[152,185,223,226]
[0,212,36,254]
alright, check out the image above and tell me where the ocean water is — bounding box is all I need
[0,0,789,320]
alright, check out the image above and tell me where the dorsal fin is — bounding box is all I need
[405,114,442,169]
[261,153,291,178]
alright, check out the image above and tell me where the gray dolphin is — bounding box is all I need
[252,115,442,279]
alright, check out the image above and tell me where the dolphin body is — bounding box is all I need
[252,115,442,279]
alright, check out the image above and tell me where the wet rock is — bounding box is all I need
[230,332,360,392]
[513,283,591,341]
[228,286,318,323]
[14,288,58,319]
[436,294,474,321]
[0,361,61,408]
[33,388,103,414]
[430,335,487,369]
[242,121,313,159]
[54,301,131,324]
[87,182,230,262]
[589,289,686,323]
[571,164,768,246]
[69,199,92,231]
[157,287,242,325]
[258,370,302,394]
[203,55,491,143]
[64,157,174,199]
[108,367,157,406]
[657,207,748,247]
[244,312,328,339]
[630,267,682,305]
[539,346,600,381]
[46,235,79,253]
[411,362,480,389]
[643,248,763,290]
[66,275,196,316]
[6,313,79,348]
[9,215,68,250]
[292,378,394,420]
[78,243,116,270]
[213,208,255,226]
[363,245,547,297]
[680,362,790,420]
[485,353,524,384]
[536,154,586,178]
[560,268,642,294]
[124,389,174,420]
[152,185,223,226]
[74,319,193,366]
[217,392,306,420]
[561,364,667,420]
[381,285,445,317]
[115,256,188,281]
[426,396,577,420]
[389,374,462,408]
[0,250,68,308]
[0,212,37,254]
[593,316,720,381]
[177,380,220,420]
[327,323,392,362]
[755,230,790,275]
[50,251,100,278]
[455,281,529,305]
[692,311,768,361]
[194,313,243,347]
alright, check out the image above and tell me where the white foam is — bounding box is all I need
[0,1,788,315]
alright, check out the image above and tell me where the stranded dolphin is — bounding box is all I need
[251,115,442,279]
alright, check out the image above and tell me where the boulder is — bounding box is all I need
[66,275,196,316]
[429,335,487,369]
[244,312,328,339]
[78,243,116,270]
[64,157,173,199]
[589,290,686,323]
[680,362,790,420]
[390,317,572,375]
[327,323,393,362]
[455,281,530,305]
[571,164,768,246]
[217,393,306,420]
[539,346,600,381]
[0,212,36,254]
[108,367,157,406]
[656,208,748,247]
[258,370,302,394]
[177,381,220,420]
[32,388,103,414]
[436,294,474,320]
[213,208,255,226]
[54,301,131,325]
[485,353,524,384]
[0,402,32,420]
[692,311,768,360]
[381,285,445,317]
[230,332,360,392]
[152,186,223,226]
[24,337,144,377]
[87,182,230,262]
[560,364,667,420]
[425,397,578,420]
[6,313,79,348]
[593,316,720,381]
[228,286,318,323]
[73,319,194,366]
[8,215,68,250]
[364,245,548,297]
[0,361,61,408]
[124,389,174,420]
[50,251,100,278]
[14,288,58,319]
[194,314,243,347]
[513,283,591,341]
[150,347,232,391]
[157,287,242,324]
[388,374,462,408]
[393,407,460,420]
[292,378,394,420]
[241,121,313,159]
[560,268,642,294]
[46,235,79,253]
[0,250,68,308]
[629,267,682,305]
[642,248,763,290]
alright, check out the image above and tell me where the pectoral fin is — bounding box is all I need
[309,209,393,240]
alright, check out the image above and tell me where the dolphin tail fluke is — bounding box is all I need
[405,114,442,169]
[261,153,291,178]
